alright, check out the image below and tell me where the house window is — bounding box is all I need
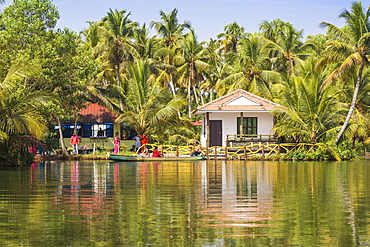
[237,117,257,135]
[56,123,114,138]
[90,124,114,137]
[82,124,92,137]
[54,124,81,138]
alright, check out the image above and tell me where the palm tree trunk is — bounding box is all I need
[193,86,199,104]
[74,119,78,135]
[117,62,124,111]
[57,118,69,156]
[335,64,364,144]
[169,75,181,118]
[200,90,205,105]
[168,75,177,96]
[188,77,192,118]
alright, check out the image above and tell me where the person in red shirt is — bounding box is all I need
[152,146,162,157]
[140,133,148,151]
[70,133,80,155]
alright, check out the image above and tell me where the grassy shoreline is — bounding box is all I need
[34,154,109,161]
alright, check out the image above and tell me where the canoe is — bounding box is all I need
[108,153,205,161]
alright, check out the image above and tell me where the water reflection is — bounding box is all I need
[195,161,272,231]
[1,160,370,245]
[50,161,115,221]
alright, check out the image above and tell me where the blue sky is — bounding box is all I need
[6,0,356,41]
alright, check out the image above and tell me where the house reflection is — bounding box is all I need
[39,161,115,221]
[30,160,275,228]
[194,161,274,229]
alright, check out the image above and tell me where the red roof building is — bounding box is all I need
[60,103,119,138]
[78,103,118,123]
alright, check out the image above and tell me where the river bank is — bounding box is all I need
[31,150,370,163]
[34,154,108,161]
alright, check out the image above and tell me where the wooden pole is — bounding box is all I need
[93,142,96,160]
[240,112,244,139]
[206,113,210,159]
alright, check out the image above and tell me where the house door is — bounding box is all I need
[210,120,222,146]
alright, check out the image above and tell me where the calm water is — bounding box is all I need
[1,160,370,246]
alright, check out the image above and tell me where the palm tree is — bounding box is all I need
[98,9,139,106]
[133,23,159,59]
[259,18,285,43]
[317,1,370,144]
[260,19,304,77]
[153,44,181,100]
[332,66,370,146]
[216,34,281,99]
[273,58,341,143]
[115,59,186,136]
[199,38,227,102]
[0,64,52,139]
[217,22,247,55]
[150,8,191,47]
[0,64,53,163]
[82,21,102,52]
[302,34,329,58]
[201,58,231,102]
[175,29,210,118]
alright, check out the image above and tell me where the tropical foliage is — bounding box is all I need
[115,59,186,136]
[272,58,341,143]
[0,64,53,163]
[318,1,370,144]
[1,0,370,163]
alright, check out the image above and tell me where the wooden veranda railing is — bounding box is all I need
[138,143,338,160]
[206,143,333,159]
[226,134,277,147]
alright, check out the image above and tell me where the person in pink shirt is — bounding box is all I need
[70,133,80,155]
[113,132,120,154]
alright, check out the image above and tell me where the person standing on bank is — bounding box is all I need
[70,133,80,155]
[133,135,141,152]
[140,133,148,151]
[114,132,120,154]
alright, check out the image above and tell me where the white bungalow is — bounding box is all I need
[193,89,281,147]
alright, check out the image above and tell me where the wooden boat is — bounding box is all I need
[108,153,205,161]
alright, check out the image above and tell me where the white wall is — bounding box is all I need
[200,112,274,147]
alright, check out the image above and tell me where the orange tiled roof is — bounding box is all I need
[78,103,118,123]
[193,89,280,114]
[76,103,118,123]
[191,120,203,126]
